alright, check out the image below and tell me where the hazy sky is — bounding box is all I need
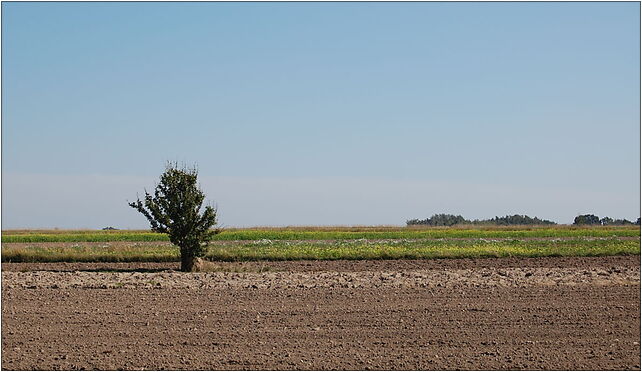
[2,2,640,229]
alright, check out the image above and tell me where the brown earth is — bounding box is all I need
[3,254,640,272]
[2,256,641,370]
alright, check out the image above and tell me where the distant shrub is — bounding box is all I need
[574,214,636,226]
[478,215,556,226]
[601,217,634,226]
[407,214,467,226]
[572,214,601,225]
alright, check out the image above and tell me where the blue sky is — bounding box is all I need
[2,2,640,228]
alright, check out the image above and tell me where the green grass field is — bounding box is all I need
[2,238,640,262]
[2,225,639,243]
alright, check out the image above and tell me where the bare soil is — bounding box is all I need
[3,254,639,272]
[2,256,640,370]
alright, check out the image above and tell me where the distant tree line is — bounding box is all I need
[406,214,556,226]
[573,214,640,226]
[407,213,641,226]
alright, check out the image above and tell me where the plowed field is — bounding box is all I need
[2,256,640,370]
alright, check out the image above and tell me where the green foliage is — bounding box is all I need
[600,217,614,225]
[573,214,602,225]
[407,214,556,226]
[482,215,556,225]
[407,214,467,226]
[601,217,634,225]
[574,214,636,226]
[2,232,167,243]
[205,239,639,261]
[128,163,219,269]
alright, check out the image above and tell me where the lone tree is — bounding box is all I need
[129,163,220,272]
[573,214,601,225]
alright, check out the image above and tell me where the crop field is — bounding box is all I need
[2,225,639,242]
[2,225,640,370]
[2,237,640,263]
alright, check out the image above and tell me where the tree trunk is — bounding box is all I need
[181,253,197,272]
[180,251,206,272]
